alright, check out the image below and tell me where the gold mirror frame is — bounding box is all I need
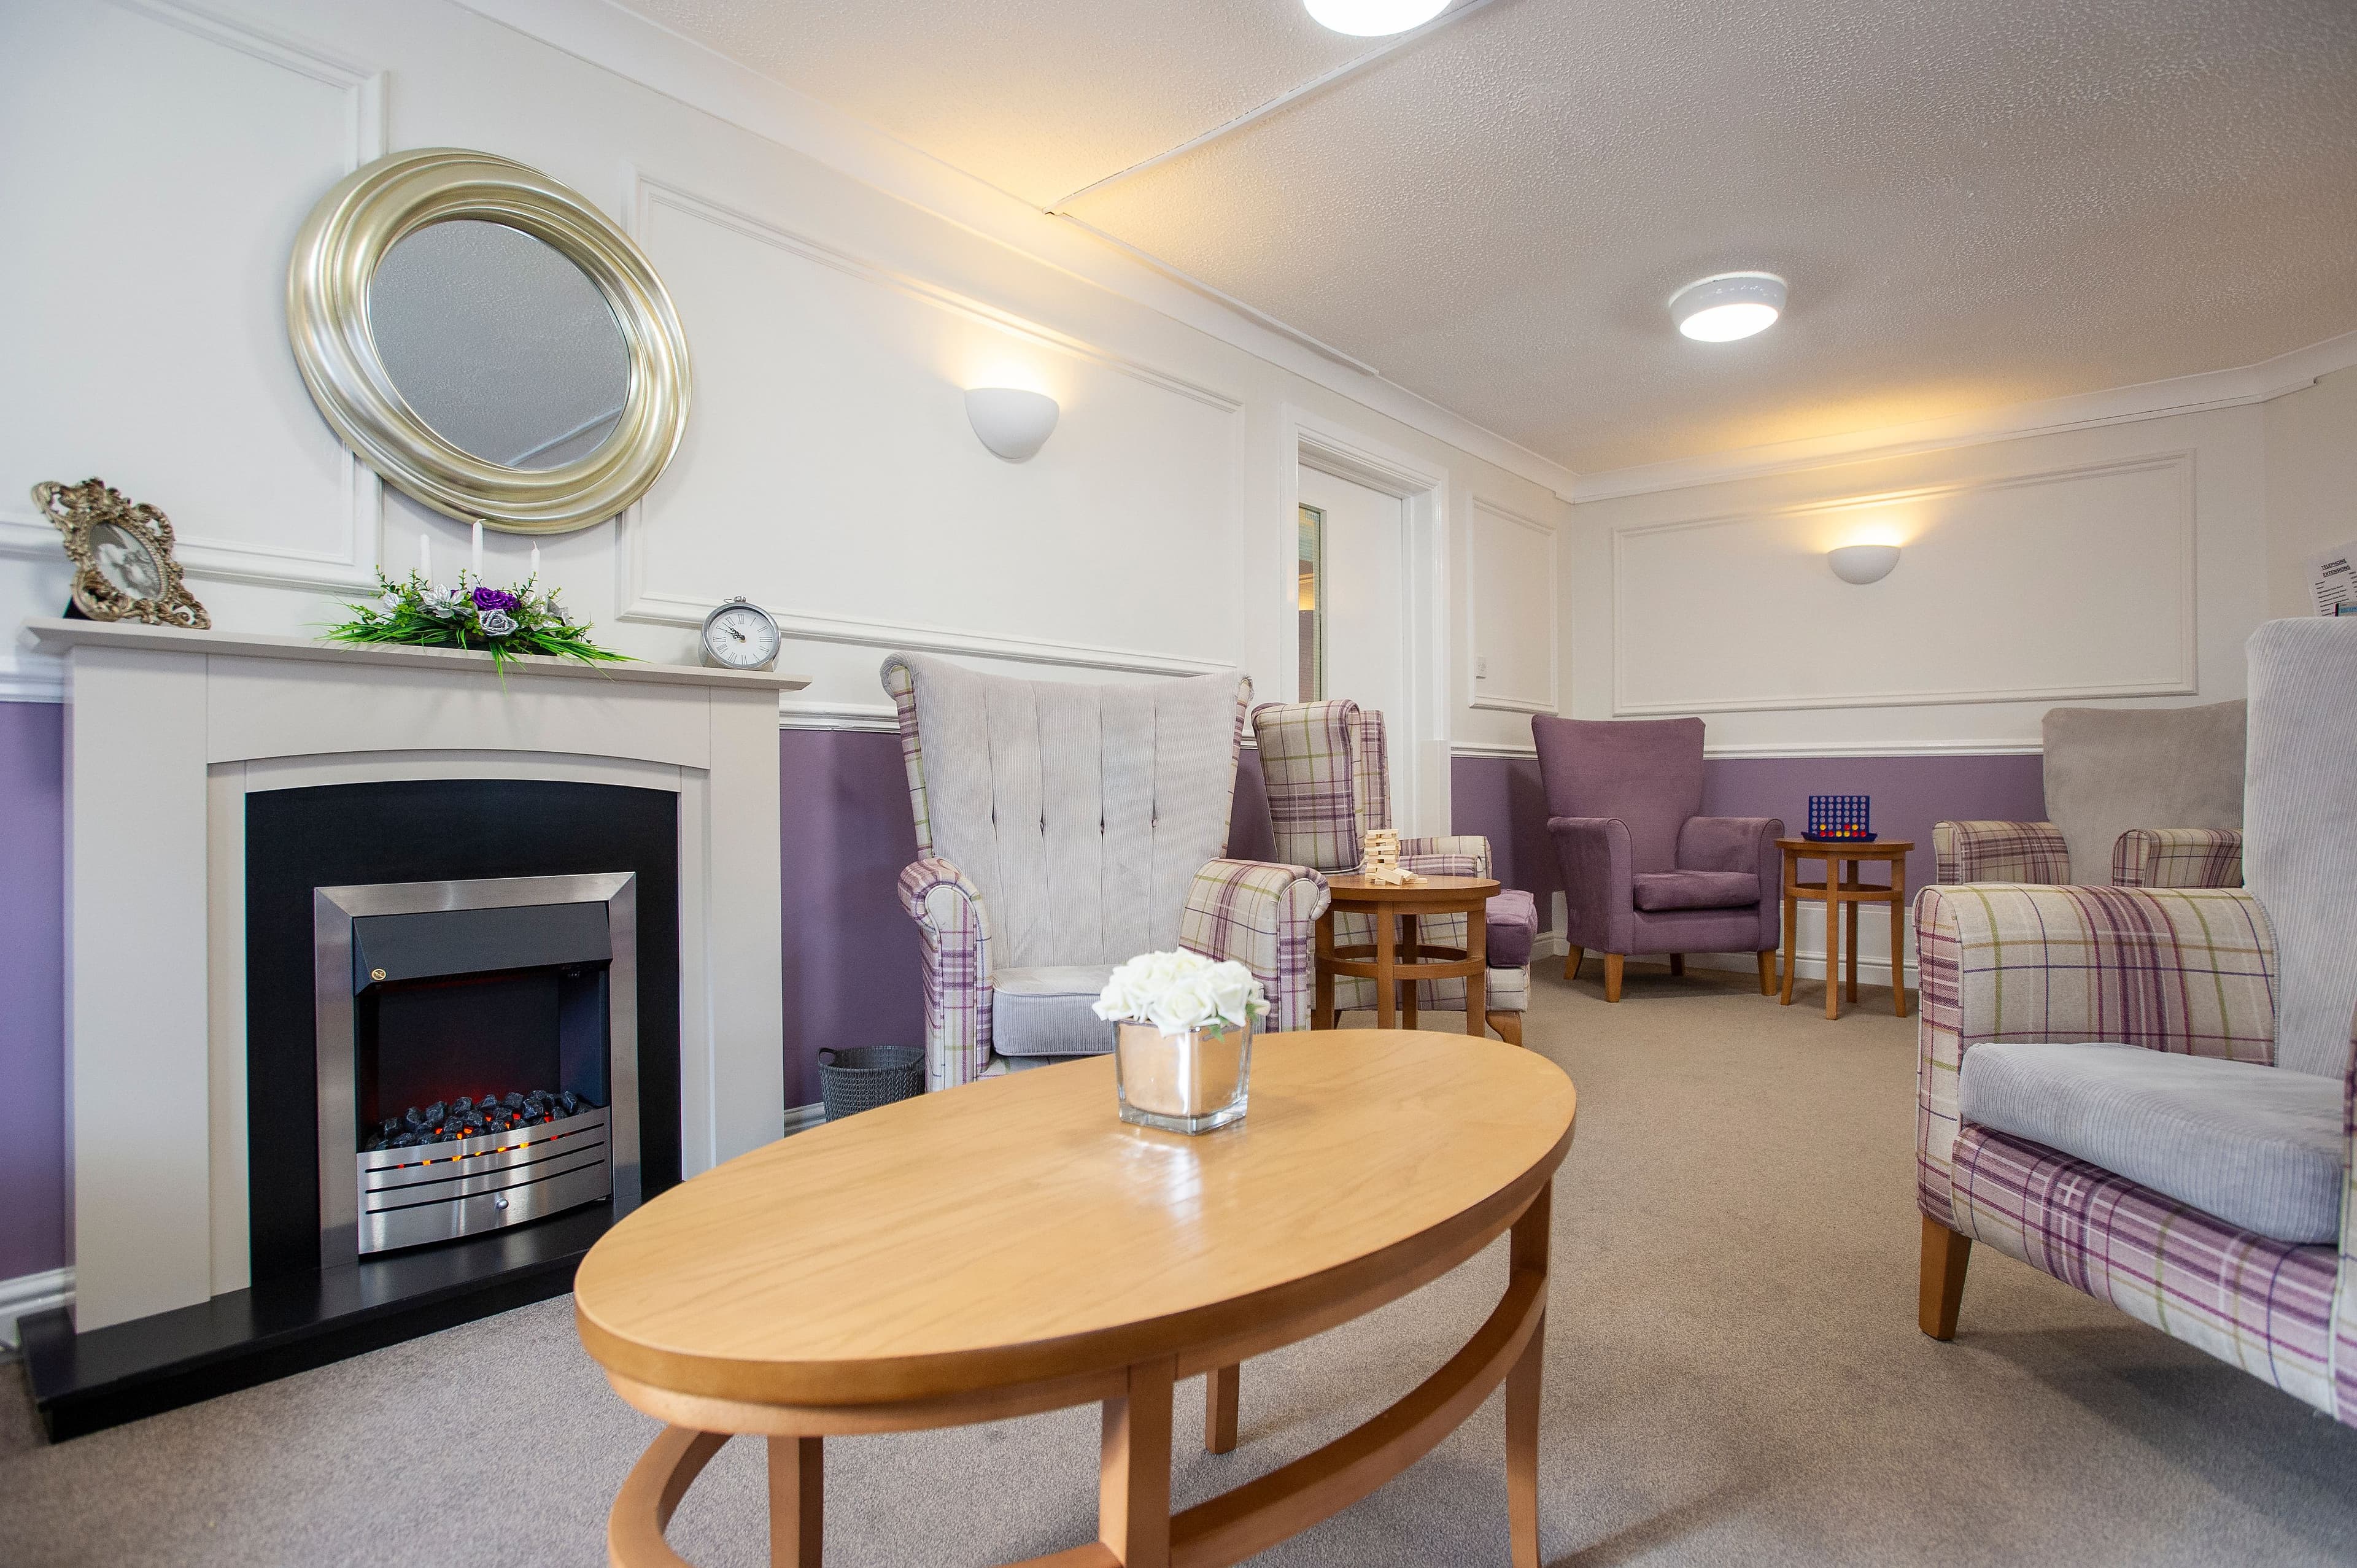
[287,148,691,536]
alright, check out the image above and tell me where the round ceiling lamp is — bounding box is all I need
[1668,272,1787,342]
[1304,0,1450,37]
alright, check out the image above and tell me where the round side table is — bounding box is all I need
[1315,872,1501,1034]
[1776,838,1914,1020]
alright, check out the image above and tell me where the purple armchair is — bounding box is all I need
[1533,715,1782,1002]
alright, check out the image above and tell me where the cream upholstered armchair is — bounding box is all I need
[882,655,1331,1089]
[1916,620,2357,1424]
[1935,701,2245,887]
[1248,700,1535,1045]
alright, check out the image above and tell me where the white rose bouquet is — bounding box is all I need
[1094,949,1266,1038]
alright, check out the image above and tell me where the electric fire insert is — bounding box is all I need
[312,873,640,1267]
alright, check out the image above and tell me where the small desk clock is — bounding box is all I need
[700,597,781,671]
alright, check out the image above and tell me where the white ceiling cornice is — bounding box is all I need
[1569,327,2357,503]
[449,0,1584,500]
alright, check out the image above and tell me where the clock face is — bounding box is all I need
[703,602,780,668]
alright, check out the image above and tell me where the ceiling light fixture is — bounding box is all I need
[1304,0,1450,37]
[1668,272,1787,342]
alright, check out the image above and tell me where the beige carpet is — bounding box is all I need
[7,962,2357,1567]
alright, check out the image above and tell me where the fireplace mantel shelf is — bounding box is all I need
[21,617,811,692]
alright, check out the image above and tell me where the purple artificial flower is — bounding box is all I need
[471,586,521,613]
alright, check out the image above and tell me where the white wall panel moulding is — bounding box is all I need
[1467,496,1558,717]
[777,700,900,733]
[1575,327,2357,502]
[0,1267,73,1353]
[1611,453,2196,717]
[1450,740,1540,758]
[450,0,1581,501]
[1701,738,2042,759]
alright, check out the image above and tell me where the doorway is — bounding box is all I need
[1296,465,1409,738]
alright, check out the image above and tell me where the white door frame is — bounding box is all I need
[1279,404,1451,838]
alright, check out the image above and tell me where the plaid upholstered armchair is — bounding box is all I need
[1249,700,1535,1045]
[882,655,1330,1089]
[1916,622,2357,1424]
[1935,701,2245,887]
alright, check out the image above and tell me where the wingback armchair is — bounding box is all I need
[881,655,1330,1089]
[1934,700,2245,887]
[1249,700,1536,1045]
[1916,620,2357,1426]
[1532,714,1781,1002]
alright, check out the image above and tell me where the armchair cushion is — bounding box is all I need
[991,965,1117,1059]
[1633,870,1759,913]
[1959,1042,2344,1243]
[1933,820,2071,885]
[1485,889,1537,968]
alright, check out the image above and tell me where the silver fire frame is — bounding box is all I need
[313,872,639,1272]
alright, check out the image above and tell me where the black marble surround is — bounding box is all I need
[23,779,681,1439]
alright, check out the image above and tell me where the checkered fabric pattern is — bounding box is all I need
[1949,1124,2340,1415]
[1251,700,1366,871]
[880,659,934,858]
[2338,1008,2357,1424]
[2111,827,2245,889]
[1349,708,1391,835]
[1932,819,2072,884]
[1179,859,1333,1032]
[896,859,993,1089]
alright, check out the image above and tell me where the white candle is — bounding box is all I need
[471,520,484,581]
[530,545,541,582]
[419,531,431,584]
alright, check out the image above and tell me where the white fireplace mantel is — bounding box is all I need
[24,617,807,1332]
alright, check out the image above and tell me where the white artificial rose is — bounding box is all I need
[1201,961,1262,1027]
[1147,972,1215,1035]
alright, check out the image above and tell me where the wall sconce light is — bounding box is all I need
[964,387,1059,462]
[1827,544,1901,585]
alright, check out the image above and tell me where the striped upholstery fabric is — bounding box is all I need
[1949,1126,2340,1413]
[897,859,993,1090]
[1932,819,2072,884]
[1178,859,1332,1033]
[1916,884,2278,1227]
[1350,708,1391,835]
[2111,827,2245,889]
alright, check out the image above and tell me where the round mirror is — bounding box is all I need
[370,220,630,471]
[288,149,691,535]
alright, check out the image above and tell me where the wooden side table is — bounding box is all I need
[1315,873,1500,1035]
[1776,838,1914,1020]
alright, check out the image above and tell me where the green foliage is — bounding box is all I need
[325,572,631,671]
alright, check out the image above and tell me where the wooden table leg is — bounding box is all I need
[1401,913,1420,1030]
[1204,1364,1239,1454]
[1779,854,1799,1006]
[1372,911,1398,1029]
[1506,1181,1550,1568]
[768,1436,822,1567]
[1101,1356,1175,1568]
[1891,857,1910,1017]
[1823,883,1842,1020]
[1844,865,1860,1003]
[1465,901,1487,1037]
[1313,910,1335,1030]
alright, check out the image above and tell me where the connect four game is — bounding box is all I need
[1805,794,1875,842]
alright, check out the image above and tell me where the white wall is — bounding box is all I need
[0,0,1570,779]
[2264,364,2357,619]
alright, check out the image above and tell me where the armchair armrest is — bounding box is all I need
[1399,833,1489,879]
[1179,859,1331,1033]
[1547,816,1631,953]
[1913,884,2276,1228]
[1932,821,2069,885]
[897,858,994,1090]
[2110,827,2243,889]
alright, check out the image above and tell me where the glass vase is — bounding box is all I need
[1112,1018,1253,1135]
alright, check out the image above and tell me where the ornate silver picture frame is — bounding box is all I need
[35,478,210,628]
[286,147,692,536]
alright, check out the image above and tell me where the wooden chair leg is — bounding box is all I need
[1487,1009,1523,1047]
[1563,944,1584,983]
[1668,953,1685,976]
[1919,1216,1970,1340]
[1603,952,1624,1003]
[1204,1364,1239,1454]
[1756,949,1776,995]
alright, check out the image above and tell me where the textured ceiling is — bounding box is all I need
[612,0,2357,473]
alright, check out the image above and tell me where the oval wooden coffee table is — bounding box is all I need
[576,1029,1576,1568]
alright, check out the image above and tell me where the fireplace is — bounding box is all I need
[313,873,641,1267]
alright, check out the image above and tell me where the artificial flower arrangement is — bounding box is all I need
[1094,948,1268,1037]
[327,570,630,671]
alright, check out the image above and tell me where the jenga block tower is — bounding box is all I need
[1361,828,1419,885]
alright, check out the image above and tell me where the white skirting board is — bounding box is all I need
[0,1267,74,1356]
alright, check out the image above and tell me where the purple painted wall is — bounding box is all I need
[0,701,2048,1283]
[0,703,65,1280]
